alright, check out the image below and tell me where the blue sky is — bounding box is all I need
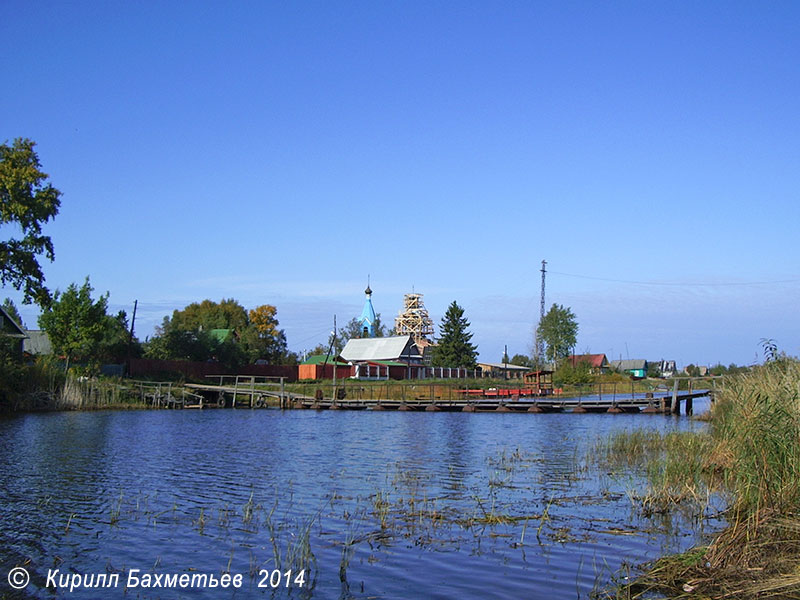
[3,1,799,367]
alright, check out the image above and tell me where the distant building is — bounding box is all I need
[23,330,52,357]
[568,354,609,374]
[341,335,427,380]
[298,354,353,380]
[476,362,531,379]
[0,306,27,359]
[610,359,648,379]
[648,359,677,378]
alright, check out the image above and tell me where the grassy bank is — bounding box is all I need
[1,358,150,411]
[600,358,800,599]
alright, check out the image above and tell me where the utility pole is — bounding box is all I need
[536,260,547,364]
[125,299,138,377]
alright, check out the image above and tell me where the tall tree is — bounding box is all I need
[38,277,109,370]
[147,298,249,367]
[98,310,142,364]
[169,298,249,332]
[241,304,289,364]
[510,353,532,367]
[431,301,478,368]
[536,303,578,364]
[337,314,389,344]
[1,138,62,306]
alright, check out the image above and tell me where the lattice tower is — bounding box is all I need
[394,293,435,346]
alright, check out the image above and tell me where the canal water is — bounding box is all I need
[0,405,720,599]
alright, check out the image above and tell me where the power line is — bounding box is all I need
[549,271,800,287]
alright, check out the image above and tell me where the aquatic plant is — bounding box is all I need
[594,429,718,515]
[611,358,800,599]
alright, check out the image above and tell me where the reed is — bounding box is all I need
[595,429,718,514]
[611,358,800,599]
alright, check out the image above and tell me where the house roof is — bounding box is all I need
[569,354,608,368]
[208,328,234,343]
[341,335,420,362]
[0,306,27,338]
[610,359,647,371]
[477,362,531,372]
[302,354,349,366]
[23,330,52,355]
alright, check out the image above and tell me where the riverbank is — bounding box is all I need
[0,360,149,412]
[603,357,800,599]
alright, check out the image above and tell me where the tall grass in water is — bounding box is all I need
[595,429,718,513]
[610,358,800,599]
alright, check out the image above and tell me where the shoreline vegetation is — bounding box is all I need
[600,356,800,599]
[2,357,691,413]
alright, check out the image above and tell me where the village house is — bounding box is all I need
[567,353,610,374]
[22,330,52,358]
[340,335,426,380]
[610,359,648,379]
[0,306,27,360]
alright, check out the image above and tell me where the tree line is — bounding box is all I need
[1,137,558,375]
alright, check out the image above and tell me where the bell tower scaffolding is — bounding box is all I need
[395,293,435,353]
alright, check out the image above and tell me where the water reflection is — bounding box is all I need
[0,408,718,599]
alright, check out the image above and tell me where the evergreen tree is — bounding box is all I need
[431,301,477,368]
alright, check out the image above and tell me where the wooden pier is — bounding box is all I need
[287,389,711,415]
[176,376,714,415]
[185,375,297,408]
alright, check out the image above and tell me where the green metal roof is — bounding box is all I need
[302,354,349,366]
[208,329,234,343]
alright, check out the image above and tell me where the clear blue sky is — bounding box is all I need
[3,1,799,367]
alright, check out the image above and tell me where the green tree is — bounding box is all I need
[1,139,62,306]
[554,358,593,386]
[145,326,213,363]
[38,277,109,370]
[510,353,532,367]
[536,304,578,365]
[240,304,290,364]
[147,299,247,368]
[431,301,478,368]
[146,299,295,368]
[98,310,142,364]
[169,298,249,332]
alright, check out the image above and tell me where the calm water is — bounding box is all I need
[0,405,719,599]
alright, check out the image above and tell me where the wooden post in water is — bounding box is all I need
[671,379,679,415]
